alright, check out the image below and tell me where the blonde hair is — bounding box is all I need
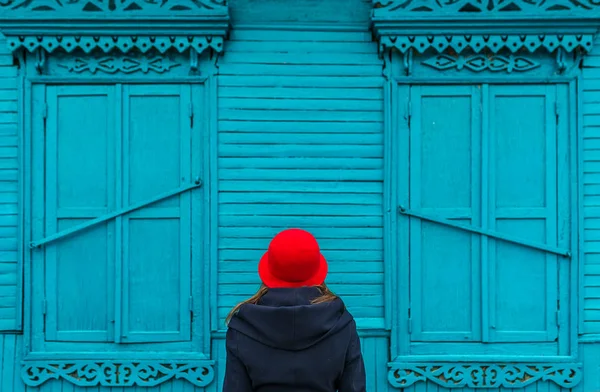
[225,284,339,325]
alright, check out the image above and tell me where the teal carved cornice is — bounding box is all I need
[372,0,600,55]
[0,0,230,54]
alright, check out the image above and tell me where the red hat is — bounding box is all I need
[258,228,328,289]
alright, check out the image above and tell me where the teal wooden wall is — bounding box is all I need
[216,27,385,330]
[0,36,18,333]
[582,38,600,337]
[0,0,598,391]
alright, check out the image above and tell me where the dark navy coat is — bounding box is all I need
[223,287,366,392]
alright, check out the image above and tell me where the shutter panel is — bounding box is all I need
[45,85,116,342]
[486,85,565,343]
[119,85,193,343]
[409,85,483,342]
[405,84,568,348]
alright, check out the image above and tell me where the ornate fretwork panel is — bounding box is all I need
[379,34,594,55]
[388,363,582,389]
[22,360,215,387]
[374,0,599,14]
[37,49,202,76]
[7,35,224,55]
[0,0,230,60]
[0,0,226,14]
[391,48,580,79]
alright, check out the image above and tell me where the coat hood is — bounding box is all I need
[227,287,354,351]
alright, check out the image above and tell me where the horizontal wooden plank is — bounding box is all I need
[0,251,16,263]
[219,180,382,193]
[218,120,382,133]
[0,238,16,251]
[584,79,600,91]
[585,138,600,150]
[0,215,17,226]
[0,262,16,275]
[0,297,15,309]
[219,97,382,112]
[585,253,600,264]
[584,91,600,104]
[228,30,372,43]
[583,126,600,139]
[585,173,600,185]
[0,272,16,285]
[0,68,16,78]
[219,192,382,205]
[585,286,600,298]
[218,132,383,145]
[586,242,600,254]
[584,160,600,173]
[0,78,17,91]
[0,147,16,159]
[585,309,600,321]
[0,90,16,101]
[219,157,383,170]
[218,260,383,273]
[585,229,600,242]
[219,144,383,158]
[223,52,381,65]
[219,237,382,250]
[0,113,17,124]
[0,307,15,320]
[0,170,17,182]
[224,41,377,54]
[218,168,381,182]
[220,64,381,76]
[0,227,16,238]
[0,193,16,205]
[220,202,381,216]
[0,285,16,298]
[0,319,16,330]
[218,75,383,88]
[220,215,383,228]
[585,263,600,276]
[220,87,383,100]
[219,109,381,122]
[0,55,13,67]
[584,115,600,127]
[584,56,600,68]
[585,298,600,310]
[585,275,600,287]
[219,226,383,239]
[0,101,16,113]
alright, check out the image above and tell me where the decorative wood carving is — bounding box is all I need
[422,53,540,73]
[22,360,215,387]
[388,363,582,389]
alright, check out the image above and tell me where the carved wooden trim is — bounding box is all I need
[422,53,541,73]
[6,35,224,55]
[388,362,582,389]
[21,360,215,387]
[379,34,595,55]
[0,0,229,55]
[373,0,599,15]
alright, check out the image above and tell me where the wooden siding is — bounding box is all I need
[582,37,600,335]
[0,35,19,332]
[215,28,386,330]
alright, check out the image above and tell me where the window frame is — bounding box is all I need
[22,77,215,360]
[386,71,580,362]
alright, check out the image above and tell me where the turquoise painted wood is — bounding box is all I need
[29,83,207,355]
[0,0,597,390]
[401,84,569,354]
